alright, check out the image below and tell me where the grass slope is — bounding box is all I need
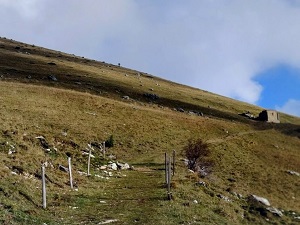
[0,37,299,224]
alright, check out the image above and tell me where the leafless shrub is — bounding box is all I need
[183,138,213,176]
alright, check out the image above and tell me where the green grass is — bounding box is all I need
[0,37,299,224]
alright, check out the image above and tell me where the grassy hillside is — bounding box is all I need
[0,37,299,225]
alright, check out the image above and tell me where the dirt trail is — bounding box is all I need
[207,130,259,144]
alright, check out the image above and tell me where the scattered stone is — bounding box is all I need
[107,154,116,160]
[122,96,130,100]
[85,112,96,116]
[143,93,160,100]
[98,219,119,224]
[48,75,57,81]
[239,111,255,119]
[82,151,95,158]
[116,162,130,170]
[26,75,32,79]
[188,110,204,116]
[217,194,231,202]
[107,163,118,171]
[59,165,69,173]
[266,207,283,217]
[77,171,87,176]
[176,108,185,113]
[36,136,50,150]
[193,200,198,204]
[248,194,270,206]
[149,88,154,91]
[231,192,243,199]
[286,170,300,176]
[196,181,206,187]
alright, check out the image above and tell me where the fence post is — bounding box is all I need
[172,150,176,176]
[103,141,106,159]
[87,147,91,176]
[41,163,46,209]
[165,152,168,185]
[68,157,73,189]
[167,157,172,200]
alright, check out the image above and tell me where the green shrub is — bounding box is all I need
[105,135,114,148]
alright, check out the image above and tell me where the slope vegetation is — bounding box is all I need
[0,37,299,224]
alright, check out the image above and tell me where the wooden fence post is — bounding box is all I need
[103,141,106,159]
[172,150,176,176]
[167,157,172,200]
[87,148,91,176]
[41,163,46,209]
[68,157,73,189]
[165,152,168,185]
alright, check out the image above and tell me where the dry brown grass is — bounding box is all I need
[0,37,300,224]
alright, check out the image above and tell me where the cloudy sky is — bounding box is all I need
[1,0,300,117]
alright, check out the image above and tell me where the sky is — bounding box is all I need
[0,0,300,117]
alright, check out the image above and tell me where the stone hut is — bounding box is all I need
[258,110,280,123]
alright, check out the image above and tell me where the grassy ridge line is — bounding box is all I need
[4,37,299,125]
[0,37,300,224]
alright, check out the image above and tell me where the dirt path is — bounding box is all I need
[206,130,258,144]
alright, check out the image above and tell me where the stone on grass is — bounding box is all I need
[59,165,69,173]
[108,163,117,171]
[287,170,300,176]
[266,207,283,217]
[248,195,270,206]
[116,162,130,170]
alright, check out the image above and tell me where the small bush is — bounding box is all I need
[183,138,213,175]
[105,135,114,148]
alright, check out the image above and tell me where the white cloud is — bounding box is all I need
[0,0,41,18]
[1,0,300,106]
[276,99,300,117]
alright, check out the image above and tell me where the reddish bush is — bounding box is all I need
[184,138,213,175]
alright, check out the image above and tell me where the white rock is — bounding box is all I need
[287,170,300,176]
[266,207,283,217]
[100,166,107,170]
[193,200,198,204]
[116,162,130,170]
[250,195,270,206]
[98,219,119,224]
[77,171,87,176]
[108,163,117,171]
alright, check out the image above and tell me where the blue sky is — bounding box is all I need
[0,0,299,117]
